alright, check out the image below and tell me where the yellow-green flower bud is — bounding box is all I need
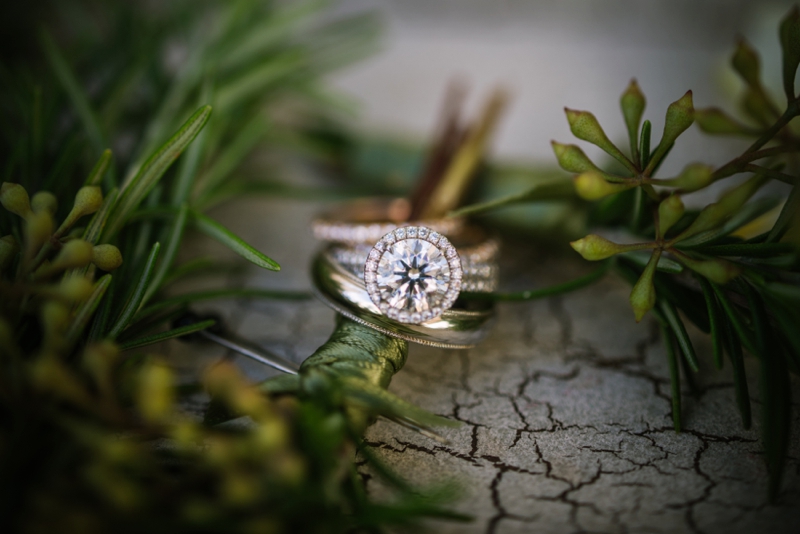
[41,300,70,341]
[74,186,103,215]
[570,234,629,261]
[732,39,761,88]
[1,182,32,219]
[648,91,694,171]
[780,5,800,99]
[56,186,104,237]
[137,360,175,423]
[24,210,54,261]
[57,276,94,302]
[92,244,123,271]
[565,108,635,172]
[53,239,94,270]
[252,418,288,453]
[675,254,741,285]
[694,108,755,136]
[658,195,685,237]
[31,191,58,216]
[741,88,774,126]
[0,235,19,271]
[677,172,767,240]
[84,341,118,397]
[551,141,600,174]
[31,356,92,406]
[629,250,661,322]
[620,79,646,153]
[660,163,714,192]
[574,171,635,200]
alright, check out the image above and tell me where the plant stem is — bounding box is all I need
[743,102,799,156]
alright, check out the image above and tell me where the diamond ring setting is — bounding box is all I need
[364,226,463,324]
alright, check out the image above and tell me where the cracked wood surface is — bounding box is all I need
[174,199,800,534]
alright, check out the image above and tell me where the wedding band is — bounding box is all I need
[311,248,495,348]
[312,197,464,245]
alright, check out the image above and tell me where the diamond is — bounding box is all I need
[428,231,441,245]
[367,230,459,323]
[395,227,406,240]
[418,227,429,238]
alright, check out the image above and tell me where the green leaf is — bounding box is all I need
[215,51,304,112]
[721,305,751,429]
[764,289,800,370]
[81,188,119,245]
[191,210,280,271]
[620,79,646,165]
[671,253,741,285]
[119,319,215,351]
[196,114,270,199]
[65,274,112,345]
[661,326,682,432]
[39,29,104,153]
[85,149,113,186]
[658,299,699,373]
[142,203,189,306]
[711,283,757,355]
[461,261,610,301]
[340,376,460,432]
[675,173,769,242]
[170,79,212,206]
[564,108,637,174]
[779,5,800,100]
[620,251,684,274]
[767,183,799,243]
[136,287,308,320]
[696,276,725,370]
[744,283,791,500]
[694,107,760,136]
[449,179,574,218]
[102,105,212,240]
[107,242,161,339]
[693,242,797,258]
[639,120,652,169]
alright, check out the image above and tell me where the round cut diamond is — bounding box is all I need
[376,238,450,314]
[365,226,462,324]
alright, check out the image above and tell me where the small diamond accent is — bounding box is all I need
[395,227,406,239]
[407,227,418,238]
[428,232,440,245]
[418,227,429,238]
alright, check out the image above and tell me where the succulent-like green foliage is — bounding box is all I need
[549,10,800,500]
[454,3,799,502]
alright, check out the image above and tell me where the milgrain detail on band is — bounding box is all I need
[312,217,464,245]
[364,226,463,324]
[311,288,479,349]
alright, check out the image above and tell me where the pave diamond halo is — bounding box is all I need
[364,226,462,324]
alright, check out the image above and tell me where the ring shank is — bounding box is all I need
[312,248,495,348]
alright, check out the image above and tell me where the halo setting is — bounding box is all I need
[364,226,462,324]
